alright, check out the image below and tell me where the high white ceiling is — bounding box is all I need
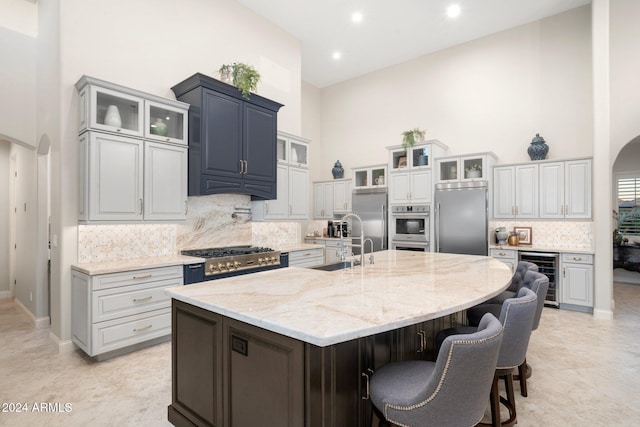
[236,0,591,88]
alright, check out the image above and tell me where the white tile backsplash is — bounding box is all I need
[489,221,593,248]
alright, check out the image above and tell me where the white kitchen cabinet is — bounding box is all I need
[144,141,188,221]
[539,159,592,219]
[277,131,309,168]
[76,75,189,223]
[436,152,497,183]
[559,253,593,312]
[287,247,324,267]
[71,265,183,359]
[253,165,309,220]
[313,181,334,219]
[493,164,538,219]
[489,248,518,273]
[313,179,351,219]
[353,164,387,189]
[389,170,432,204]
[333,179,352,214]
[79,132,144,222]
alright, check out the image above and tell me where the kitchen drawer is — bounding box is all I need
[490,248,517,259]
[561,253,593,265]
[91,308,171,356]
[91,265,183,290]
[325,239,351,248]
[92,278,180,323]
[304,238,325,245]
[288,248,324,267]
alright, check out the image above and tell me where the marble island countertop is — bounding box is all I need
[165,250,512,347]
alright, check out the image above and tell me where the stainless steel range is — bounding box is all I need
[181,245,287,284]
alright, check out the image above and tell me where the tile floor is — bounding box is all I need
[1,280,639,426]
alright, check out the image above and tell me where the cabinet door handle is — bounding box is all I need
[563,267,566,278]
[244,160,248,174]
[184,200,188,215]
[133,295,153,302]
[133,324,153,332]
[499,252,506,256]
[139,198,143,215]
[239,160,244,174]
[361,368,374,400]
[133,274,152,280]
[573,256,582,261]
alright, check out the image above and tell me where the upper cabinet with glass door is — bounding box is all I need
[436,152,497,183]
[75,75,189,144]
[277,131,309,168]
[387,140,448,172]
[145,101,187,145]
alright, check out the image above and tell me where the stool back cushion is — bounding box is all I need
[523,270,549,330]
[506,261,539,292]
[374,314,503,426]
[497,287,537,369]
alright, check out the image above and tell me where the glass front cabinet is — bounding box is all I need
[387,140,448,172]
[436,152,497,183]
[277,132,309,168]
[353,164,387,189]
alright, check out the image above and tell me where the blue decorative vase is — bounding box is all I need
[527,133,549,161]
[332,160,344,179]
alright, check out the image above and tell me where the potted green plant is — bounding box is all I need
[401,128,426,151]
[218,62,261,100]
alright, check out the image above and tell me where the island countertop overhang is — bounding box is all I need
[165,250,512,347]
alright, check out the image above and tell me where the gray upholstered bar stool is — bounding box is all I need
[466,271,549,397]
[435,287,538,427]
[369,313,503,427]
[484,261,538,305]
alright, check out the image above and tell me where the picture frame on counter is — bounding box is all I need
[514,226,532,245]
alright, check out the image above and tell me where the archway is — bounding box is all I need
[612,136,640,284]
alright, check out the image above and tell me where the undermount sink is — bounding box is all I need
[311,261,360,271]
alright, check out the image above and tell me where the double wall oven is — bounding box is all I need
[390,204,430,251]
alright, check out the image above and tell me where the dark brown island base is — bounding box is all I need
[165,250,512,426]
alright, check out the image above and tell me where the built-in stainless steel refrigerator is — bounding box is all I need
[350,187,388,255]
[434,181,488,256]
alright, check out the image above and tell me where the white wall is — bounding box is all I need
[0,26,36,147]
[312,6,592,182]
[611,0,640,157]
[41,0,303,342]
[0,141,9,295]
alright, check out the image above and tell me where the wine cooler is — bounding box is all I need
[518,251,559,307]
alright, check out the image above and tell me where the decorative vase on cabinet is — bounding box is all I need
[150,118,168,136]
[527,133,549,161]
[104,105,122,128]
[332,160,344,179]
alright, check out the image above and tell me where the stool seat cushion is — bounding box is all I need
[370,360,437,409]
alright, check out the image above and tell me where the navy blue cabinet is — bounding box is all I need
[172,73,283,199]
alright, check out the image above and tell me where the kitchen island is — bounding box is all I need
[165,250,511,427]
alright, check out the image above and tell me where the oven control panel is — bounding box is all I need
[391,205,430,213]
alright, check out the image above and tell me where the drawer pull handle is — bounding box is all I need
[573,256,582,261]
[499,252,506,256]
[133,295,153,302]
[188,265,202,270]
[303,253,311,256]
[133,324,152,332]
[133,274,152,280]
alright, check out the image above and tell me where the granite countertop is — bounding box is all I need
[489,244,594,254]
[165,250,512,347]
[72,255,204,276]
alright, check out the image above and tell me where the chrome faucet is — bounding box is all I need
[340,213,365,267]
[363,238,375,264]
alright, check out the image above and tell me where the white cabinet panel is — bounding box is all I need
[560,253,593,310]
[314,182,334,219]
[144,142,187,221]
[389,173,410,204]
[540,160,591,219]
[333,180,351,213]
[289,167,309,219]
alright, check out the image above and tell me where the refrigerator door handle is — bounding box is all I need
[381,204,386,249]
[435,203,440,252]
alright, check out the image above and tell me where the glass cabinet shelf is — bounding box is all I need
[92,86,143,137]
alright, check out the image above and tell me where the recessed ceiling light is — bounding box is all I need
[447,4,461,18]
[351,12,363,23]
[332,51,342,60]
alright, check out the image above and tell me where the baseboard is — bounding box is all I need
[49,332,76,354]
[593,308,614,320]
[0,291,11,299]
[14,298,50,329]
